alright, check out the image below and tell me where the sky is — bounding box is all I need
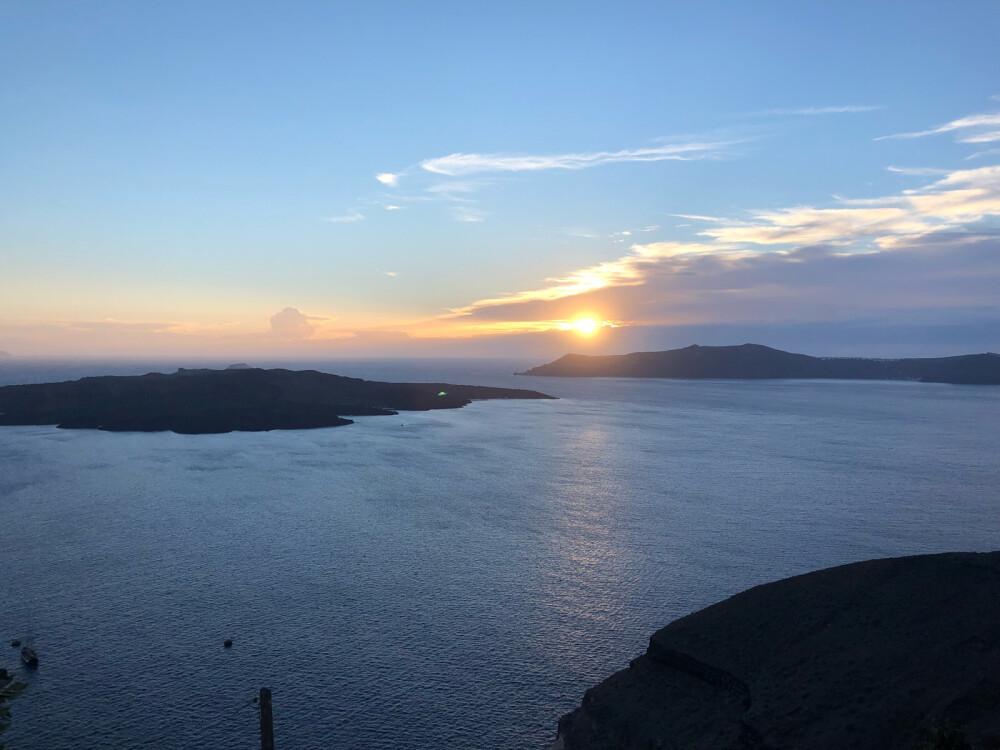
[1,1,998,359]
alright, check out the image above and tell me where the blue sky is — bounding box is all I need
[1,1,998,357]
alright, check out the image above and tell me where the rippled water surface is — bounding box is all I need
[1,358,998,749]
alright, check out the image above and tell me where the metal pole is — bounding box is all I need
[259,687,274,750]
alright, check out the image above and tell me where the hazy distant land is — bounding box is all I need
[519,343,1000,385]
[0,367,555,434]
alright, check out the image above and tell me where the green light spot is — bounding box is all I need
[438,391,447,396]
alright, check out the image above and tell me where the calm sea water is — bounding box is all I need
[1,358,998,749]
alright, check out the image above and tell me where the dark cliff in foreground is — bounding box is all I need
[553,551,1000,750]
[519,344,1000,384]
[0,367,554,434]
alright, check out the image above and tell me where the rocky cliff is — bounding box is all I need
[553,552,1000,749]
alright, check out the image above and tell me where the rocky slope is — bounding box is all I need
[553,552,1000,749]
[519,344,1000,384]
[0,367,555,434]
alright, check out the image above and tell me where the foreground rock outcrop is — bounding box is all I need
[0,367,555,434]
[553,552,1000,749]
[520,344,1000,384]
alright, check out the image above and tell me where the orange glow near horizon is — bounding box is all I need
[408,316,618,338]
[0,310,628,357]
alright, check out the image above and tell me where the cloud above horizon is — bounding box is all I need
[370,137,738,188]
[268,307,327,340]
[757,104,883,116]
[877,112,1000,143]
[430,159,1000,334]
[430,233,999,336]
[324,209,365,223]
[699,165,1000,248]
[418,140,737,177]
[353,136,742,224]
[293,104,1000,345]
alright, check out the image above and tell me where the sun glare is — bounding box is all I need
[553,317,614,336]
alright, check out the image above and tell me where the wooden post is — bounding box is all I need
[259,687,274,750]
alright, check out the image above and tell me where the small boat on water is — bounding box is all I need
[20,646,38,667]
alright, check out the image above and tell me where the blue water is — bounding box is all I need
[1,359,998,749]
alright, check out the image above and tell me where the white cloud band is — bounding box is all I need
[420,141,735,177]
[877,112,1000,142]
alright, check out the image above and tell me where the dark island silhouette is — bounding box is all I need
[519,343,1000,384]
[552,551,1000,750]
[0,367,555,434]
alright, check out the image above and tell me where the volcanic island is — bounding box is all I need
[0,367,555,434]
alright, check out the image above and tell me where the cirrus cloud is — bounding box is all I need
[323,209,365,223]
[756,104,883,116]
[877,112,1000,143]
[419,140,738,177]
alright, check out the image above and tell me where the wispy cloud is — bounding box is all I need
[669,212,737,223]
[452,206,487,223]
[426,180,487,202]
[432,163,1000,332]
[610,225,661,240]
[701,206,931,247]
[419,140,737,177]
[447,241,722,317]
[876,112,1000,142]
[886,166,951,176]
[354,134,743,224]
[325,197,405,223]
[323,209,365,223]
[702,165,1000,248]
[960,130,1000,144]
[966,147,1000,161]
[757,105,883,116]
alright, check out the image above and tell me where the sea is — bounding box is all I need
[1,357,998,750]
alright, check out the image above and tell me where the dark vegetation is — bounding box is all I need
[0,367,554,434]
[520,343,1000,384]
[0,670,27,750]
[914,721,972,750]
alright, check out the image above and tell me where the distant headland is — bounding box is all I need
[518,343,1000,384]
[0,367,555,434]
[0,350,12,359]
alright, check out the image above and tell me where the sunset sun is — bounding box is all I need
[571,318,599,335]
